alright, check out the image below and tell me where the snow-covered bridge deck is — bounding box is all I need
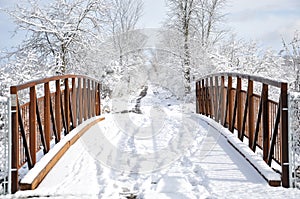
[6,73,300,197]
[14,111,300,199]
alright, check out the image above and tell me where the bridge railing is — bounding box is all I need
[196,72,289,187]
[10,75,101,193]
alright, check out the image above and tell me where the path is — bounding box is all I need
[14,113,300,199]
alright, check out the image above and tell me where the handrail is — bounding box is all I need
[11,74,101,91]
[195,72,289,187]
[10,74,101,193]
[196,72,288,88]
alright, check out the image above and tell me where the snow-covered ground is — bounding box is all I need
[8,84,300,198]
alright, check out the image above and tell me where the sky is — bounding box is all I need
[224,0,300,50]
[0,0,300,51]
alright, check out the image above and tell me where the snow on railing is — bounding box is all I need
[289,92,300,188]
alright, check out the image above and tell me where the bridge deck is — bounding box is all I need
[14,112,300,198]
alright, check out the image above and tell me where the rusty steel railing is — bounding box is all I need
[10,75,101,193]
[196,72,289,188]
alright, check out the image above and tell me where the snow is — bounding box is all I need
[0,96,8,102]
[6,84,300,198]
[20,116,104,185]
[199,115,282,183]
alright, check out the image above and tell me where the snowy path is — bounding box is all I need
[14,112,300,198]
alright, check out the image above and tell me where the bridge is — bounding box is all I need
[1,72,300,196]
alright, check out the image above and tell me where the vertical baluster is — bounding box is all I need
[214,76,219,122]
[220,76,225,124]
[83,79,87,121]
[64,78,70,133]
[78,78,83,124]
[227,76,233,128]
[248,79,254,149]
[55,80,61,141]
[72,78,77,128]
[29,86,36,165]
[44,82,51,152]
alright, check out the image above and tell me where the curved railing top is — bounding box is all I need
[10,74,101,92]
[196,72,288,88]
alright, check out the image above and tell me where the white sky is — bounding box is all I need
[0,0,300,51]
[224,0,300,50]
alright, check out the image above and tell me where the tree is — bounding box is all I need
[106,0,145,66]
[165,0,195,94]
[164,0,227,94]
[216,36,260,73]
[194,0,227,46]
[5,0,108,74]
[281,31,300,91]
[0,47,53,97]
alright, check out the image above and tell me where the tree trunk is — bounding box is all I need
[184,41,191,94]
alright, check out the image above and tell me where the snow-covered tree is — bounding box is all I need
[106,0,145,66]
[164,0,228,94]
[165,0,195,93]
[194,0,227,46]
[216,36,261,73]
[0,48,56,96]
[281,31,300,91]
[5,0,108,74]
[214,34,296,89]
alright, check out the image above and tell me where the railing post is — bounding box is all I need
[262,84,269,162]
[10,87,19,193]
[237,77,243,138]
[201,79,206,115]
[55,80,61,141]
[231,77,241,133]
[87,79,91,118]
[78,78,83,124]
[205,78,211,117]
[44,82,51,152]
[196,81,199,114]
[29,86,37,165]
[281,83,289,188]
[91,80,94,117]
[214,76,219,122]
[97,83,101,115]
[64,78,70,133]
[83,79,87,121]
[72,78,77,128]
[210,77,215,118]
[220,76,225,124]
[91,81,96,117]
[199,81,204,114]
[228,76,233,128]
[248,79,254,148]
